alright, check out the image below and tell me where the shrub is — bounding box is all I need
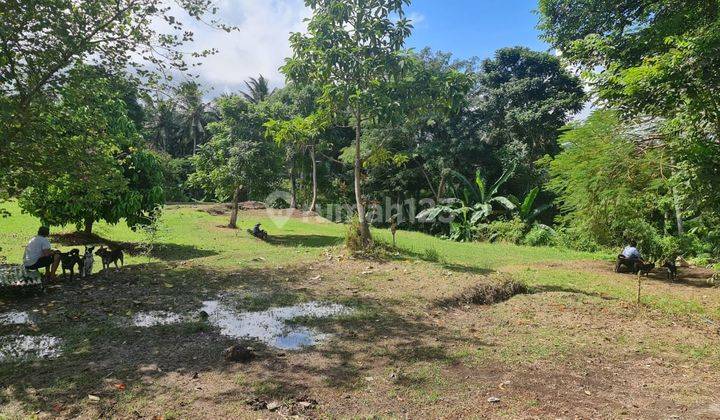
[477,218,526,244]
[344,217,364,252]
[440,279,528,306]
[524,224,556,247]
[555,227,602,252]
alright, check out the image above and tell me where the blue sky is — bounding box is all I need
[405,0,549,61]
[185,0,550,94]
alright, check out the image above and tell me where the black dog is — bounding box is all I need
[616,255,654,276]
[663,260,678,281]
[60,249,82,279]
[95,246,124,271]
[636,261,655,277]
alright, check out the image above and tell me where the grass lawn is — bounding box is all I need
[2,202,720,418]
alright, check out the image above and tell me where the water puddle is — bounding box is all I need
[0,311,31,325]
[201,300,350,350]
[0,334,62,362]
[132,311,184,327]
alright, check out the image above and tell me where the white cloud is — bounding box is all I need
[407,12,426,26]
[169,0,310,96]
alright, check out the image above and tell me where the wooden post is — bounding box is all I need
[390,218,397,248]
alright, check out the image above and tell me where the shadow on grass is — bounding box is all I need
[0,262,486,416]
[51,232,218,262]
[389,244,495,276]
[530,284,617,301]
[265,234,343,248]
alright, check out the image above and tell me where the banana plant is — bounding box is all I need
[508,186,552,224]
[416,166,517,241]
[451,166,516,225]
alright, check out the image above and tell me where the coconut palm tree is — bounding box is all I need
[241,75,275,104]
[176,81,215,155]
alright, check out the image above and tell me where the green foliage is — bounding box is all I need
[344,217,365,252]
[154,155,201,202]
[477,218,527,245]
[15,66,164,232]
[416,167,517,241]
[189,95,284,202]
[283,0,414,243]
[546,110,673,248]
[539,0,720,256]
[509,187,552,225]
[476,47,586,159]
[524,225,557,247]
[242,75,275,104]
[0,0,230,173]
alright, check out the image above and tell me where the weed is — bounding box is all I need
[438,278,528,306]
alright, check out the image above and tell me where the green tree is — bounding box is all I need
[189,95,283,228]
[416,167,517,241]
[282,0,413,246]
[242,75,275,104]
[545,110,673,248]
[538,0,720,246]
[176,81,214,156]
[16,66,164,234]
[145,97,181,154]
[265,113,328,212]
[475,47,585,160]
[0,0,230,153]
[508,187,552,225]
[358,49,474,205]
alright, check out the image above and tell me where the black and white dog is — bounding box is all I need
[81,246,95,277]
[60,249,82,279]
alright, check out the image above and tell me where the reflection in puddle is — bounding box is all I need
[132,311,184,327]
[0,311,30,325]
[0,335,62,362]
[201,301,350,350]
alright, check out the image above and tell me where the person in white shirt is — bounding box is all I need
[621,241,642,261]
[23,226,60,278]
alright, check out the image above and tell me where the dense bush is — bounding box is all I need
[523,224,557,247]
[477,218,526,244]
[155,155,203,202]
[344,217,365,252]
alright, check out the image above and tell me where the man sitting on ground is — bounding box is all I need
[622,241,642,262]
[615,240,649,274]
[23,226,60,279]
[252,223,268,240]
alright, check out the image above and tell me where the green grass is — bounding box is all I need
[0,201,345,267]
[0,200,714,321]
[0,201,597,270]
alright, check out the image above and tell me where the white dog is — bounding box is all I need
[82,246,95,277]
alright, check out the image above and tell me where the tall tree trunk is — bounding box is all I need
[309,145,318,212]
[354,110,371,245]
[228,185,243,229]
[669,158,685,235]
[437,170,448,202]
[83,218,93,235]
[672,186,685,235]
[289,154,297,209]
